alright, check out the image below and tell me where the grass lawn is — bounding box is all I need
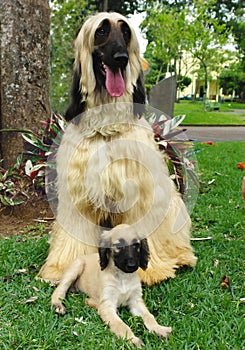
[174,101,245,125]
[0,142,244,349]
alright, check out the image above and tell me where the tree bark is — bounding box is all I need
[0,0,51,167]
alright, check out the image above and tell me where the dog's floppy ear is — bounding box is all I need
[139,238,150,271]
[65,63,86,122]
[99,235,111,270]
[133,71,146,117]
[99,246,110,270]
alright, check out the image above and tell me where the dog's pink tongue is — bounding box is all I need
[105,66,125,97]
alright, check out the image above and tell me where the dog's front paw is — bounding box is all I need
[52,302,66,315]
[152,325,172,338]
[131,336,144,348]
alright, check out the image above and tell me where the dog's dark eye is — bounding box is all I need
[95,20,110,40]
[121,22,131,43]
[96,27,106,36]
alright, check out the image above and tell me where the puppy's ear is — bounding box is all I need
[139,238,150,271]
[133,71,146,117]
[65,62,86,122]
[99,247,110,270]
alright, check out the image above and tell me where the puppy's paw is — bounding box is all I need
[131,337,144,348]
[52,302,66,315]
[152,325,172,338]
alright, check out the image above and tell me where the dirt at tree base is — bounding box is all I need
[0,196,54,237]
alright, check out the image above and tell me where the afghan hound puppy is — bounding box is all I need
[39,12,197,285]
[51,225,172,348]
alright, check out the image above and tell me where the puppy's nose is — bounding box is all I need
[126,258,137,269]
[113,52,128,66]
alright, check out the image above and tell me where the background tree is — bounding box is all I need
[91,0,143,14]
[141,7,189,95]
[141,0,231,106]
[219,61,245,100]
[186,0,230,106]
[50,0,93,112]
[0,0,51,167]
[209,0,245,55]
[177,75,192,93]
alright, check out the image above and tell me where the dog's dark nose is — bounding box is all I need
[113,52,128,67]
[126,258,137,272]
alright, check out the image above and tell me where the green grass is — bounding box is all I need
[0,143,245,349]
[174,101,245,125]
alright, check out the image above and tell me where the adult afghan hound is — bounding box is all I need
[39,12,197,286]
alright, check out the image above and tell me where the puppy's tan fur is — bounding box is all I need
[51,225,172,348]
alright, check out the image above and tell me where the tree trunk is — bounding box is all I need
[0,0,51,167]
[203,63,208,111]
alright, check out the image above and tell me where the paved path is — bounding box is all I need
[227,108,245,116]
[183,126,245,142]
[181,108,245,142]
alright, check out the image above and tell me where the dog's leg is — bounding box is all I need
[51,258,85,315]
[86,298,98,309]
[98,301,144,348]
[129,299,172,338]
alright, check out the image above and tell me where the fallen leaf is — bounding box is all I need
[194,217,202,222]
[14,269,27,275]
[214,259,219,267]
[3,274,12,282]
[240,298,245,304]
[75,317,88,325]
[191,236,213,241]
[201,141,217,146]
[237,162,245,170]
[221,275,230,289]
[72,331,79,337]
[21,296,38,304]
[11,342,18,347]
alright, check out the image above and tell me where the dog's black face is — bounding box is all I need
[93,19,130,97]
[99,237,150,273]
[113,238,143,273]
[64,13,146,121]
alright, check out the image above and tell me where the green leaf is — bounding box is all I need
[14,154,23,169]
[22,133,50,152]
[12,199,25,205]
[3,195,15,206]
[0,194,9,206]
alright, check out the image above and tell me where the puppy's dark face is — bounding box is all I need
[112,238,141,273]
[99,226,150,273]
[93,19,131,97]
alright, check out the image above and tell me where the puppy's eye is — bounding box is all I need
[113,243,124,251]
[133,243,140,251]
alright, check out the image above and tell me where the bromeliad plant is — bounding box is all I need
[0,113,66,210]
[0,155,34,208]
[21,113,67,203]
[22,113,66,180]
